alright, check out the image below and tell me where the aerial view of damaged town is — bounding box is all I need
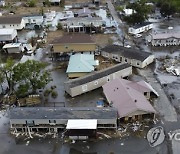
[0,0,180,153]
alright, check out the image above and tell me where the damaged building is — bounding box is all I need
[10,107,117,139]
[60,17,104,33]
[102,78,158,122]
[150,32,180,46]
[64,63,132,97]
[100,45,155,68]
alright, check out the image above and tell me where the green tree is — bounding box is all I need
[13,60,51,95]
[116,6,123,12]
[15,83,30,98]
[160,2,176,17]
[28,0,37,7]
[124,0,152,25]
[60,0,65,7]
[44,0,51,7]
[0,70,4,94]
[0,58,15,94]
[56,23,63,30]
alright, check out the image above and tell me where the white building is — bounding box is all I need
[0,16,25,30]
[22,14,43,26]
[0,0,5,7]
[44,11,56,26]
[0,29,17,42]
[49,0,61,5]
[150,32,180,46]
[128,22,153,35]
[3,43,24,53]
[101,45,155,68]
[123,9,136,16]
[64,63,132,97]
[10,107,118,135]
[61,17,104,33]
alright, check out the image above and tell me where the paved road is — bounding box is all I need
[106,0,122,24]
[106,0,134,45]
[138,68,177,122]
[106,0,124,40]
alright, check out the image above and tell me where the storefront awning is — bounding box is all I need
[66,119,97,129]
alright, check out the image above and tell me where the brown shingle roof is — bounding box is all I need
[51,34,95,44]
[0,16,23,24]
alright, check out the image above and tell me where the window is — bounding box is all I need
[26,120,35,126]
[105,53,109,57]
[49,120,56,123]
[82,85,87,92]
[125,59,128,62]
[137,62,139,66]
[107,76,110,82]
[120,57,122,61]
[94,81,98,85]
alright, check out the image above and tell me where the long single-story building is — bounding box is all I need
[61,17,104,33]
[64,63,132,97]
[128,22,153,35]
[150,32,180,46]
[100,45,154,68]
[51,34,96,59]
[10,107,118,138]
[0,16,25,30]
[102,78,157,121]
[0,28,17,42]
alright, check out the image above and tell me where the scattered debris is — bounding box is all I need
[26,141,30,146]
[166,66,180,76]
[72,140,76,144]
[97,132,111,139]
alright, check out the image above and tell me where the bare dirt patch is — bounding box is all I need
[14,6,63,16]
[91,34,115,48]
[96,55,117,71]
[65,0,107,5]
[46,30,64,44]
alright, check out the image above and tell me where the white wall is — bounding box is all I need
[0,19,25,30]
[23,16,43,25]
[128,23,153,35]
[0,30,17,41]
[50,0,61,2]
[66,66,132,97]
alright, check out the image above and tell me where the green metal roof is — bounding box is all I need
[66,54,99,73]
